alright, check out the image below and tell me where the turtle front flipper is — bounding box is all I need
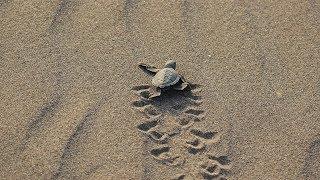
[139,63,160,76]
[149,86,162,98]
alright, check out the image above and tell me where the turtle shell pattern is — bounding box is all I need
[152,68,180,88]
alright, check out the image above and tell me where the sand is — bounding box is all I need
[0,0,319,179]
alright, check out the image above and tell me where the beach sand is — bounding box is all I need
[0,0,319,179]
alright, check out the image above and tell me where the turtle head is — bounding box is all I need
[164,60,176,69]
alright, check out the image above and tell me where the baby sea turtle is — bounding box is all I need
[139,60,189,98]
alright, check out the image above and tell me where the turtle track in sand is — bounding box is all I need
[131,84,231,179]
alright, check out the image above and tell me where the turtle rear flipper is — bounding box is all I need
[173,75,189,90]
[139,63,159,76]
[149,86,162,98]
[173,82,189,90]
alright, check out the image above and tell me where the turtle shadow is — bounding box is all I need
[132,84,203,116]
[152,88,201,115]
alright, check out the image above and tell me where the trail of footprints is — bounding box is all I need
[132,85,231,179]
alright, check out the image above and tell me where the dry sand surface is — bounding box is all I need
[0,0,319,179]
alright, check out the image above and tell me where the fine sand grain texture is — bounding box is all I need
[0,0,319,180]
